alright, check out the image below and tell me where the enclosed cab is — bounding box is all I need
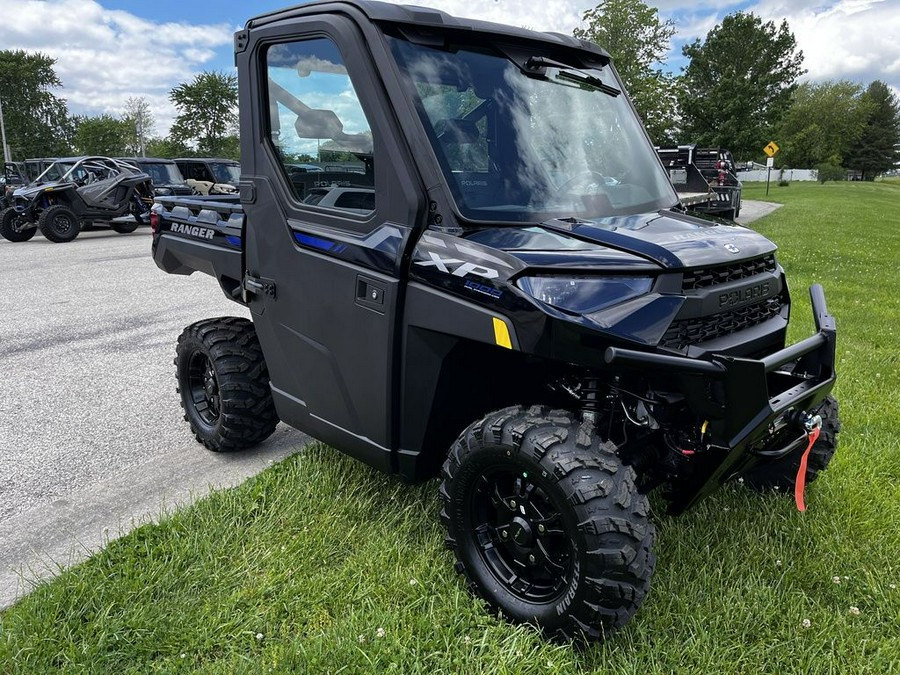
[174,158,241,196]
[118,157,193,197]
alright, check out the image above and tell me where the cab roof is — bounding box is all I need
[244,0,609,59]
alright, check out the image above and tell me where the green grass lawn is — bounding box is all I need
[2,182,900,673]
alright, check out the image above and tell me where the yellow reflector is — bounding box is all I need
[492,317,512,349]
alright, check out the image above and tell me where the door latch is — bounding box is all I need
[244,273,276,300]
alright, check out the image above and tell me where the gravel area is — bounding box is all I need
[0,228,306,608]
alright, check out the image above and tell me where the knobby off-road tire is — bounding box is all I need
[112,221,140,234]
[741,395,841,492]
[37,204,81,243]
[175,317,278,452]
[440,405,655,643]
[0,207,36,242]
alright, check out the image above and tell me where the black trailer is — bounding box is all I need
[657,145,742,219]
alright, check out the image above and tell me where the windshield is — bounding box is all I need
[388,38,677,223]
[140,162,183,185]
[209,162,240,184]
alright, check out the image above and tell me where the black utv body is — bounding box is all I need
[22,158,57,183]
[117,157,194,197]
[1,162,28,209]
[1,156,154,242]
[151,0,838,643]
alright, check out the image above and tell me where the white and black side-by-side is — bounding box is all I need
[150,0,839,643]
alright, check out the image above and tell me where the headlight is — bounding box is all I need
[154,187,173,196]
[516,276,653,314]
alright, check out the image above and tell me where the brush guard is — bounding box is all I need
[604,284,836,513]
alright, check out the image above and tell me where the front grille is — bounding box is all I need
[682,255,777,291]
[661,298,784,350]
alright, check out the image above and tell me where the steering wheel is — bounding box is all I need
[554,170,608,195]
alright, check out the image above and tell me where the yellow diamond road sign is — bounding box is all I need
[764,141,780,157]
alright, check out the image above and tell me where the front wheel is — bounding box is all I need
[175,317,279,451]
[0,208,36,242]
[741,395,841,491]
[37,204,81,243]
[440,406,655,643]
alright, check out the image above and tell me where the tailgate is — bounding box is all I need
[151,195,246,304]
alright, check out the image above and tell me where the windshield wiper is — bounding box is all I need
[524,56,620,97]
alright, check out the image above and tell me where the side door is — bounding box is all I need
[240,18,422,472]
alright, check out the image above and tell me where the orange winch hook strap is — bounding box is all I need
[794,426,821,512]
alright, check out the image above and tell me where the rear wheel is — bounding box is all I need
[112,221,140,234]
[0,208,36,242]
[741,396,840,491]
[441,406,655,642]
[37,204,81,243]
[175,317,278,451]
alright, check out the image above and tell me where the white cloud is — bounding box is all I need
[378,0,586,34]
[1,0,896,144]
[657,0,900,91]
[0,0,232,136]
[767,0,900,87]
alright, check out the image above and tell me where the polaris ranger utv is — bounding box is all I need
[151,0,839,642]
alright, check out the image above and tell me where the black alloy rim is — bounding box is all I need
[53,213,73,234]
[469,466,573,603]
[188,352,220,426]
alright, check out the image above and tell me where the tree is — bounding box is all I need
[72,114,129,156]
[0,50,73,159]
[574,0,677,144]
[122,97,155,156]
[845,81,900,180]
[778,81,871,168]
[169,71,238,156]
[145,136,192,159]
[678,13,804,159]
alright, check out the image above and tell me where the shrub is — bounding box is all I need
[817,163,846,183]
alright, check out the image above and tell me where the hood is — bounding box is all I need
[13,181,74,199]
[535,210,777,269]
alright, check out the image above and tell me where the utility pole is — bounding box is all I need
[137,114,145,157]
[0,93,12,164]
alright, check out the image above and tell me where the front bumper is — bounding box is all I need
[605,284,836,513]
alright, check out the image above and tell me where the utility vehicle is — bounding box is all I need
[117,157,194,197]
[1,162,27,210]
[174,158,241,196]
[152,0,839,642]
[1,156,153,242]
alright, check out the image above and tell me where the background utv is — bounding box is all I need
[1,156,153,243]
[151,0,839,643]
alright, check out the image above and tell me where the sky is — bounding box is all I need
[0,0,898,137]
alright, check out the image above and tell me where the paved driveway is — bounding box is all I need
[0,228,306,609]
[735,199,783,226]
